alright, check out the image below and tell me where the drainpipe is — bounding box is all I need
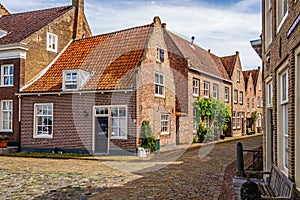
[18,95,21,151]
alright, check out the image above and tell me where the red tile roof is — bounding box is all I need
[243,69,259,89]
[165,31,230,81]
[0,6,73,45]
[22,24,153,92]
[0,4,10,16]
[220,55,236,76]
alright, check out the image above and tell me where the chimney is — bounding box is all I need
[235,51,239,56]
[161,23,167,29]
[72,0,84,39]
[191,36,195,45]
[208,49,211,53]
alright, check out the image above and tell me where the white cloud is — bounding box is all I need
[1,0,262,69]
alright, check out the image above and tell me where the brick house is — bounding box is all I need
[220,52,246,136]
[0,0,91,146]
[18,15,250,154]
[261,0,300,195]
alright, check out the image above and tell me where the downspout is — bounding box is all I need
[18,95,21,151]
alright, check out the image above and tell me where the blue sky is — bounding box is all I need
[1,0,262,69]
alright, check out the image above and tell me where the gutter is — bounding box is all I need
[189,66,232,83]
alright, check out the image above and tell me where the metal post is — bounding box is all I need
[237,142,246,177]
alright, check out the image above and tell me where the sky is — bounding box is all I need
[1,0,262,69]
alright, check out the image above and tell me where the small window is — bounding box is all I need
[154,72,165,97]
[247,98,250,112]
[64,71,78,90]
[224,87,229,102]
[161,114,169,134]
[1,65,14,86]
[280,70,288,103]
[252,98,255,109]
[34,103,53,138]
[237,112,240,129]
[257,97,260,108]
[111,107,127,139]
[47,32,58,53]
[239,91,243,104]
[237,71,240,82]
[156,46,164,62]
[232,112,236,129]
[1,100,13,131]
[213,84,219,99]
[234,90,238,104]
[267,82,273,107]
[192,78,199,97]
[204,81,210,98]
[193,108,198,133]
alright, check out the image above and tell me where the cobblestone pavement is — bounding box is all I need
[0,135,262,200]
[91,135,262,200]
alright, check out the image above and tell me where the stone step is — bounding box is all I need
[0,146,19,155]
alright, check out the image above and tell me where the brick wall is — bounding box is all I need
[20,92,137,153]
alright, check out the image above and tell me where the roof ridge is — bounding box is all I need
[5,5,72,17]
[74,23,154,42]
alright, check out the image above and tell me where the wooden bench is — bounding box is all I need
[246,164,294,199]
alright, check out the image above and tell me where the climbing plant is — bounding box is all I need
[141,121,156,152]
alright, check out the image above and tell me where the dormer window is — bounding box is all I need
[62,69,91,91]
[1,64,14,86]
[156,46,164,62]
[0,30,7,38]
[47,32,58,53]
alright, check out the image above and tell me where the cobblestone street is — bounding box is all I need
[0,135,262,200]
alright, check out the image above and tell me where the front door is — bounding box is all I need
[95,117,109,154]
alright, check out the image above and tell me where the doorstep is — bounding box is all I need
[0,146,19,155]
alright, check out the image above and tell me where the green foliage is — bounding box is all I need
[252,110,258,122]
[141,121,156,152]
[195,97,230,142]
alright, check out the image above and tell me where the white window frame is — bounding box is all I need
[239,91,243,104]
[234,90,238,104]
[237,71,240,82]
[63,70,78,90]
[154,72,165,98]
[247,98,250,112]
[1,64,14,87]
[213,84,219,99]
[204,81,210,98]
[276,0,288,32]
[193,108,198,133]
[161,114,170,135]
[111,106,127,139]
[47,32,58,53]
[224,87,229,102]
[192,78,199,97]
[237,112,240,129]
[33,103,53,139]
[156,46,164,63]
[0,100,13,132]
[280,70,288,104]
[232,112,236,129]
[257,97,260,108]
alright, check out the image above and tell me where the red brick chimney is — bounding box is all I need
[72,0,84,39]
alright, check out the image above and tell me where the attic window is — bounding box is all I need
[47,32,58,53]
[0,30,7,38]
[156,46,164,62]
[62,69,91,91]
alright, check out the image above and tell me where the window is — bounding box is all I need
[155,72,165,97]
[265,0,272,47]
[1,65,14,86]
[34,104,53,138]
[213,84,219,99]
[239,91,243,104]
[204,81,210,98]
[224,87,229,102]
[161,114,169,134]
[192,78,199,96]
[232,112,236,129]
[247,98,250,112]
[237,112,240,129]
[1,100,13,131]
[252,98,255,110]
[64,71,78,90]
[156,46,164,62]
[234,90,238,104]
[257,97,260,108]
[47,32,58,53]
[280,70,289,170]
[276,0,288,31]
[237,71,240,82]
[203,117,209,128]
[193,108,198,132]
[111,107,127,139]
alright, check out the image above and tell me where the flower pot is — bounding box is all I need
[0,140,8,148]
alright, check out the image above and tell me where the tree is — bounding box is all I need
[141,121,156,152]
[211,99,231,139]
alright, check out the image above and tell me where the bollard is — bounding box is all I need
[237,142,246,177]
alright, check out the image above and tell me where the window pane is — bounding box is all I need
[111,108,118,117]
[112,118,118,126]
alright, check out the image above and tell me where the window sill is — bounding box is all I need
[111,137,127,140]
[33,135,53,139]
[46,48,58,53]
[155,94,165,99]
[0,130,13,133]
[0,85,14,88]
[204,96,209,99]
[193,94,199,98]
[161,132,170,135]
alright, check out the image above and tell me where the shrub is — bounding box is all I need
[141,121,156,152]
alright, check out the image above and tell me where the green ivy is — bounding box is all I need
[141,121,156,152]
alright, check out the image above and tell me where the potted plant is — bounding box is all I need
[0,134,9,148]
